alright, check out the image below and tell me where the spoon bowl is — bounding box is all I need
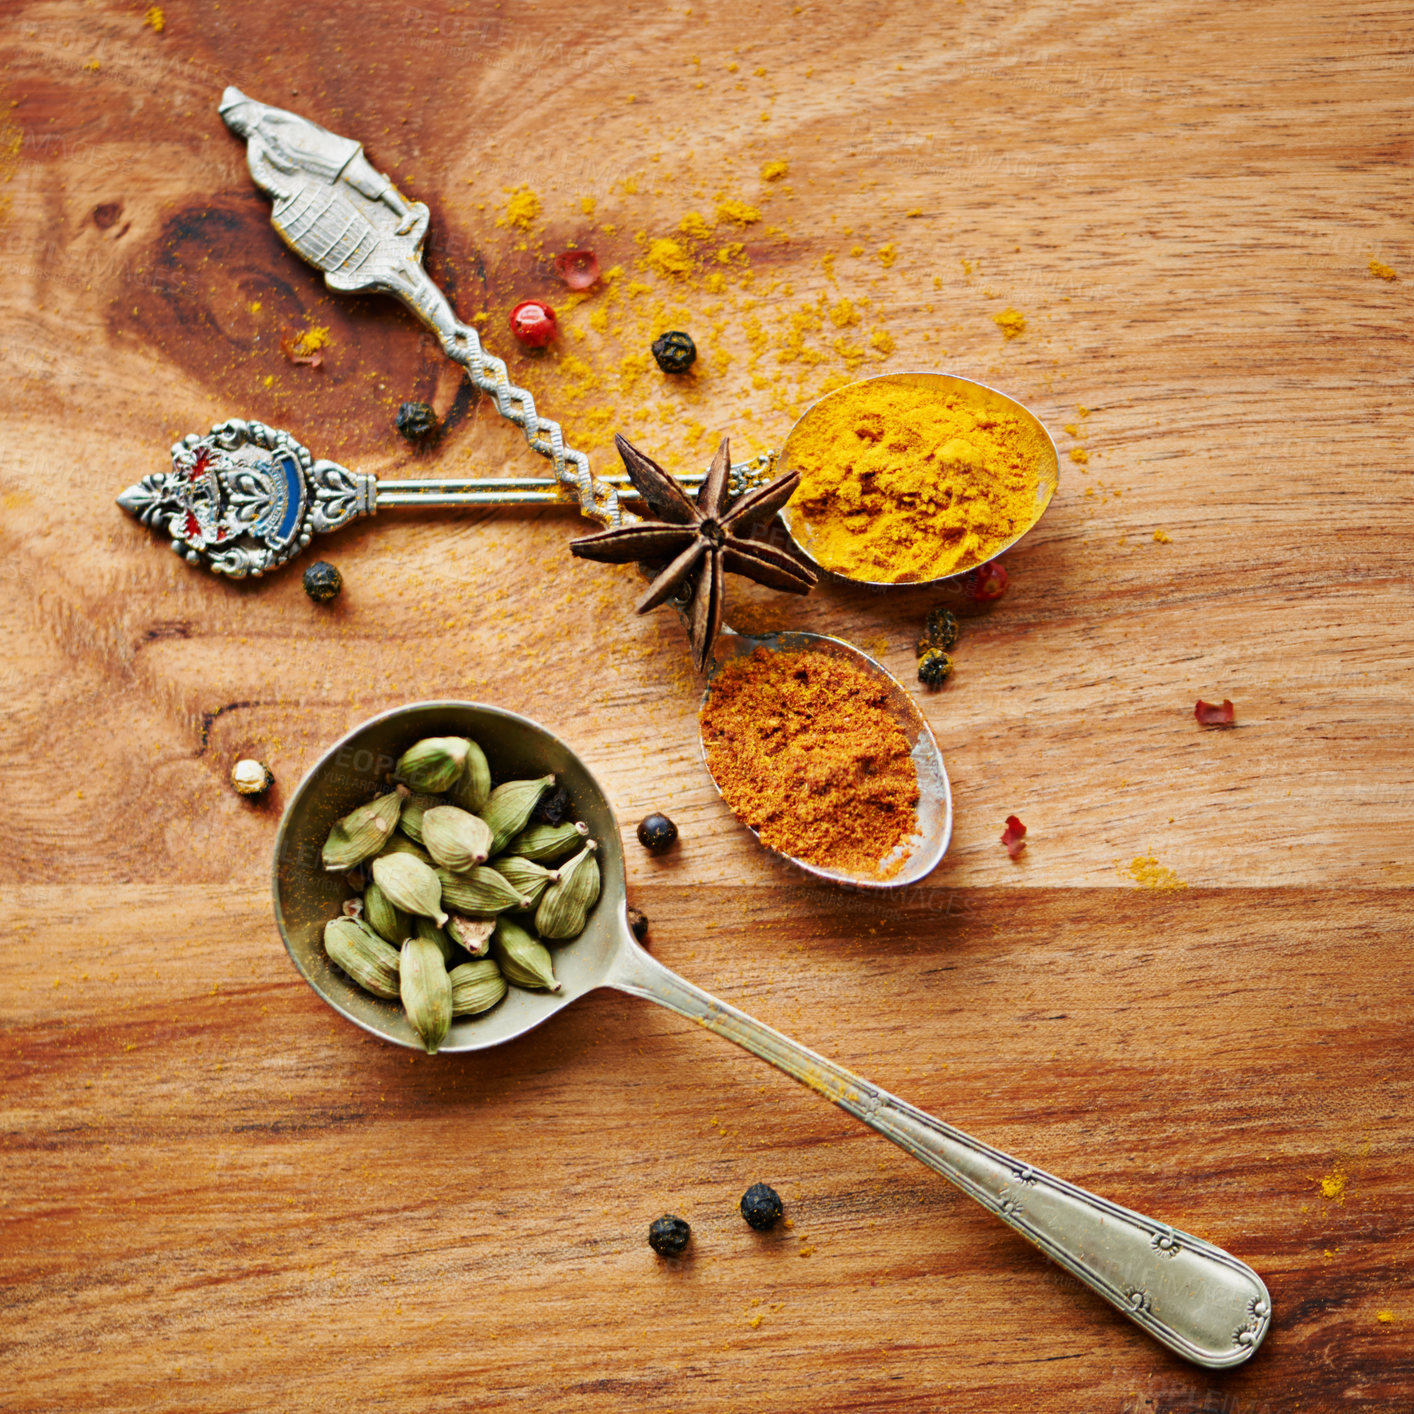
[775,370,1060,587]
[273,701,623,1054]
[702,631,952,889]
[271,701,1271,1368]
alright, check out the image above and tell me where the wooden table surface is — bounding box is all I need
[2,1,1411,1409]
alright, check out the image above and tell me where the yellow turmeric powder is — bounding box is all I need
[783,378,1053,582]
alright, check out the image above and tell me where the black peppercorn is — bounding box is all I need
[648,1214,691,1256]
[918,607,959,655]
[395,400,439,441]
[917,649,952,688]
[637,812,678,852]
[302,560,343,603]
[739,1182,784,1231]
[626,905,650,943]
[532,784,573,826]
[650,330,697,374]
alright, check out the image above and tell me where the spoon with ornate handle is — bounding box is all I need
[115,417,774,579]
[275,700,1273,1370]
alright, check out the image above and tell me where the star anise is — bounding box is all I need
[569,433,817,670]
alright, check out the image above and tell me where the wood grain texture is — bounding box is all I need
[1,1,1411,1410]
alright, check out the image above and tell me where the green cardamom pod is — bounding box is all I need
[397,792,443,846]
[421,805,494,872]
[395,736,472,794]
[361,880,410,945]
[480,774,556,856]
[449,958,508,1017]
[324,917,400,1000]
[446,914,494,957]
[435,865,531,916]
[448,739,492,814]
[371,852,448,928]
[491,917,560,992]
[400,936,452,1054]
[491,855,560,908]
[534,841,601,941]
[377,834,434,866]
[414,914,457,965]
[321,786,408,872]
[507,819,589,864]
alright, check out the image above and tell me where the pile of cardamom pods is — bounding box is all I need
[319,735,600,1054]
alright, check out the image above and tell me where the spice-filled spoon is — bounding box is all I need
[773,370,1061,588]
[274,701,1272,1371]
[700,630,952,889]
[206,92,1060,591]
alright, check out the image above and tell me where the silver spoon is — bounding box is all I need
[188,91,1059,586]
[113,374,1053,586]
[776,370,1060,588]
[702,630,952,889]
[274,700,1271,1370]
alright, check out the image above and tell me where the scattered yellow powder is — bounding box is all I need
[785,378,1052,582]
[1369,258,1397,280]
[82,57,100,71]
[869,330,895,356]
[499,186,541,230]
[580,195,596,216]
[761,159,789,181]
[262,374,273,387]
[679,211,712,240]
[291,325,330,356]
[716,198,761,225]
[1069,447,1089,465]
[247,300,262,315]
[1318,1166,1347,1204]
[828,297,859,328]
[144,5,165,30]
[1063,423,1080,436]
[749,1314,764,1328]
[1153,529,1172,544]
[1077,405,1090,416]
[993,307,1027,339]
[877,242,897,267]
[727,61,739,72]
[625,93,636,104]
[1124,856,1186,890]
[753,65,766,77]
[643,238,693,279]
[1377,1310,1395,1324]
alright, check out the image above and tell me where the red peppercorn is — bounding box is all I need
[553,249,601,290]
[965,559,1009,601]
[509,299,557,348]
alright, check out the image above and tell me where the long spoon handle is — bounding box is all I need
[606,940,1271,1369]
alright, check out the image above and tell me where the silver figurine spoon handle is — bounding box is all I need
[607,940,1271,1370]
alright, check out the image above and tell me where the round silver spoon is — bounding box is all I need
[273,701,1271,1370]
[775,369,1061,588]
[702,630,951,889]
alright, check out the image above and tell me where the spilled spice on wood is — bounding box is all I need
[700,648,919,876]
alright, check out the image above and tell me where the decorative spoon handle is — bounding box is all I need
[218,87,623,527]
[116,418,776,579]
[607,940,1271,1369]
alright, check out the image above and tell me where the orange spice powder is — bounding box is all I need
[700,648,919,876]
